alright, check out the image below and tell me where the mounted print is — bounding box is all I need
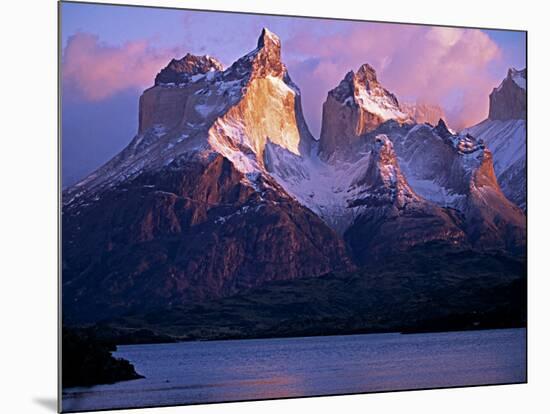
[59,1,527,412]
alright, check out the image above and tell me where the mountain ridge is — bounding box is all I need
[62,29,526,323]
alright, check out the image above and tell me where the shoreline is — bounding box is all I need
[97,324,527,347]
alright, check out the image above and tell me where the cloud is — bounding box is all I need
[62,33,183,101]
[62,23,507,132]
[284,22,503,132]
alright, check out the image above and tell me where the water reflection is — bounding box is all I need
[62,329,526,412]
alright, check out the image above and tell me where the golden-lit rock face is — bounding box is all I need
[466,147,526,252]
[211,76,301,160]
[138,28,306,173]
[228,28,303,159]
[207,28,307,170]
[472,149,500,189]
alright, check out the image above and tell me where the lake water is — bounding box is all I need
[62,328,526,412]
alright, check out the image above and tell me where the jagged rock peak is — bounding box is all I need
[353,134,421,210]
[432,119,485,155]
[218,27,287,83]
[155,53,223,85]
[489,67,526,120]
[257,27,281,49]
[336,64,380,91]
[206,26,311,167]
[328,63,407,118]
[356,63,379,84]
[249,27,285,79]
[319,63,410,158]
[329,64,386,103]
[434,118,452,138]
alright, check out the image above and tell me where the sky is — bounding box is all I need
[61,2,526,186]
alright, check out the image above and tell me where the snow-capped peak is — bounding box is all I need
[350,64,410,124]
[319,63,412,158]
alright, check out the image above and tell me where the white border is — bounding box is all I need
[2,0,549,413]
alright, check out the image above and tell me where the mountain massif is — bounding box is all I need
[62,29,526,331]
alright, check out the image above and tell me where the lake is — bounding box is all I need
[62,328,526,412]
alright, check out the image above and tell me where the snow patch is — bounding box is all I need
[355,86,408,122]
[267,75,295,97]
[512,72,526,90]
[405,176,462,206]
[266,142,375,233]
[464,119,526,176]
[208,117,262,175]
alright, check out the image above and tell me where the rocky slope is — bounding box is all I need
[104,246,526,341]
[388,120,526,253]
[62,153,352,322]
[464,68,526,210]
[343,135,467,263]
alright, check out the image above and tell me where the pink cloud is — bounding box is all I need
[62,24,506,132]
[62,33,183,101]
[285,23,503,132]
